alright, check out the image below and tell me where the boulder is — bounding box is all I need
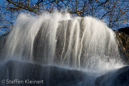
[0,60,86,86]
[95,66,129,86]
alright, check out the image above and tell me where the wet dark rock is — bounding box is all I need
[95,66,129,86]
[0,35,8,54]
[115,30,129,63]
[118,27,129,35]
[0,60,86,86]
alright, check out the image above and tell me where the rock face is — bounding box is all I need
[115,29,129,62]
[0,35,7,54]
[0,32,10,59]
[0,60,129,86]
[118,27,129,35]
[0,27,129,86]
[0,60,86,86]
[95,66,129,86]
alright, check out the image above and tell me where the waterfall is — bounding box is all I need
[1,12,123,70]
[0,12,125,86]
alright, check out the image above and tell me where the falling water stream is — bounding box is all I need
[0,12,125,86]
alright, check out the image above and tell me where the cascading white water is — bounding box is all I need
[1,12,124,71]
[0,12,126,86]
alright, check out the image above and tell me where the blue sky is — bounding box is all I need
[0,0,128,35]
